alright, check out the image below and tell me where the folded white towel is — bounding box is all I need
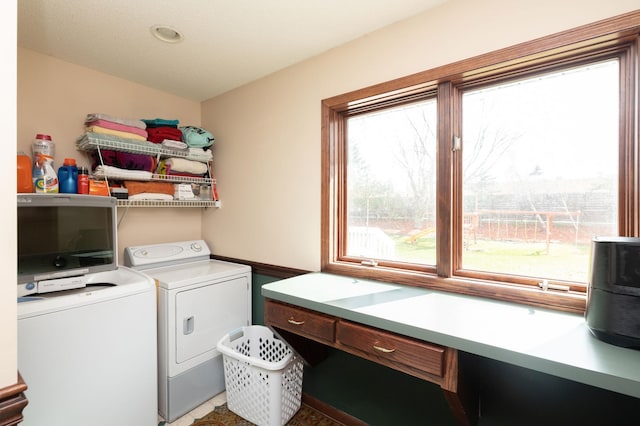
[187,147,213,162]
[165,158,208,175]
[93,165,153,181]
[162,139,188,150]
[129,193,174,201]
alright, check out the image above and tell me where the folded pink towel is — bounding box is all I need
[86,119,148,138]
[85,113,146,130]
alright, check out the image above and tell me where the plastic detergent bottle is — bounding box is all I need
[58,158,78,193]
[32,134,59,193]
[17,151,33,193]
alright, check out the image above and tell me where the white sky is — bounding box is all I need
[348,59,619,195]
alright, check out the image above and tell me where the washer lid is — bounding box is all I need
[17,266,155,318]
[143,259,250,289]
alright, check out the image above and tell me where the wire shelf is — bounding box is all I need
[77,132,220,209]
[117,199,221,208]
[76,133,213,162]
[92,168,215,185]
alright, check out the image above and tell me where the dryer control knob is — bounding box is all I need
[191,242,202,252]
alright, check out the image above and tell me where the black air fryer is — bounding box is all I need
[585,236,640,349]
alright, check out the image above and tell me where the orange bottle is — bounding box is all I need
[17,151,33,193]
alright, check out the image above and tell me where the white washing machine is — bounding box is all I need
[17,193,158,426]
[18,267,158,426]
[124,240,251,423]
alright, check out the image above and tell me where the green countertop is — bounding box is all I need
[262,272,640,399]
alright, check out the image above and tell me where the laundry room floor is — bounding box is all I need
[158,391,227,426]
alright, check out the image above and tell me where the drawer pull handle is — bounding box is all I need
[288,318,305,325]
[373,344,396,353]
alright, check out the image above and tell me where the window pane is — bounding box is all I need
[461,60,619,283]
[347,99,437,264]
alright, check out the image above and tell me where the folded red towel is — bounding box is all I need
[91,150,157,172]
[147,127,183,144]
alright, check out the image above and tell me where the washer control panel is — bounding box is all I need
[123,240,211,268]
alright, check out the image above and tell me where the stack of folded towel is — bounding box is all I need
[85,115,217,195]
[142,118,183,144]
[85,113,148,141]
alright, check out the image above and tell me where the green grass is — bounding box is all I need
[391,235,590,282]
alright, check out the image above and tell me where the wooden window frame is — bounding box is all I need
[321,11,640,314]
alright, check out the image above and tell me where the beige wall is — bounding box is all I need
[17,48,204,259]
[200,0,640,271]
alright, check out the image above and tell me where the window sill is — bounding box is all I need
[262,271,640,399]
[323,262,586,314]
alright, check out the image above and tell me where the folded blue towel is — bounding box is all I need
[141,118,180,128]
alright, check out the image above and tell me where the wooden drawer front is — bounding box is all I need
[336,320,445,377]
[264,300,336,344]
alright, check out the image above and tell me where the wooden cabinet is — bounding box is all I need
[264,299,478,426]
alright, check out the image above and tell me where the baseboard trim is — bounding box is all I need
[302,392,369,426]
[0,373,28,426]
[210,255,310,279]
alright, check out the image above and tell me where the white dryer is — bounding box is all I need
[124,240,251,423]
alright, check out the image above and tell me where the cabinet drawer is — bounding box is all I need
[264,300,336,344]
[336,320,445,377]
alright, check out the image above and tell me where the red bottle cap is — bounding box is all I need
[35,134,52,140]
[63,158,77,166]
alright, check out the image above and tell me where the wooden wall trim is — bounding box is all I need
[0,373,28,426]
[210,255,310,279]
[302,392,368,426]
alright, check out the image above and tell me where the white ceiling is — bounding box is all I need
[18,0,447,102]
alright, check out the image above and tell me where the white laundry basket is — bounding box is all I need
[216,325,304,426]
